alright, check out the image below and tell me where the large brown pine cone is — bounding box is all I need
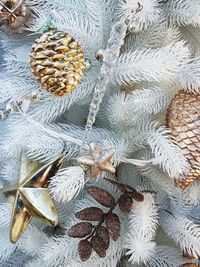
[166,90,200,188]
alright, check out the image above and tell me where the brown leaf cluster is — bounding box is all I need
[68,183,144,261]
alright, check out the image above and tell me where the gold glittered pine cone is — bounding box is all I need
[30,31,87,97]
[0,0,29,34]
[166,90,200,189]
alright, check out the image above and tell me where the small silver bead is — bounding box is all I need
[16,100,23,107]
[95,48,105,62]
[0,110,5,120]
[84,59,91,70]
[28,92,42,101]
[125,17,131,25]
[127,22,142,34]
[31,92,39,100]
[5,103,14,114]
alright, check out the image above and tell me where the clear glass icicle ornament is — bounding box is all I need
[83,3,144,145]
[84,20,127,136]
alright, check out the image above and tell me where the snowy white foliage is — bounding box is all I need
[146,246,185,267]
[127,193,158,238]
[124,193,158,264]
[118,0,161,32]
[0,0,200,266]
[161,211,200,258]
[0,229,17,263]
[49,166,85,203]
[147,123,190,178]
[112,42,190,85]
[163,0,200,27]
[125,235,156,264]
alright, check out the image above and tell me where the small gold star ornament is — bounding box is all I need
[77,143,116,178]
[10,155,64,243]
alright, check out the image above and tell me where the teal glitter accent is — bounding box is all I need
[37,19,57,33]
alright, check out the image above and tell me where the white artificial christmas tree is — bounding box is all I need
[0,0,200,266]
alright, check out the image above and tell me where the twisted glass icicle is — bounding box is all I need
[84,20,128,136]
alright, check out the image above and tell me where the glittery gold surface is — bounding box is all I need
[166,90,200,189]
[30,31,86,96]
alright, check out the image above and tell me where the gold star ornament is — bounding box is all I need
[10,155,64,243]
[77,143,116,178]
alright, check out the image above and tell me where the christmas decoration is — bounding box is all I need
[2,0,200,266]
[0,0,28,34]
[30,31,88,97]
[77,143,116,178]
[10,155,64,243]
[68,183,144,261]
[0,91,42,120]
[166,90,200,189]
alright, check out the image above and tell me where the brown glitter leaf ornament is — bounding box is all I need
[166,90,200,188]
[87,186,115,208]
[75,207,104,222]
[78,240,92,262]
[104,178,134,193]
[68,222,93,238]
[104,178,144,203]
[118,194,133,213]
[127,191,144,202]
[91,235,107,258]
[96,226,110,250]
[105,213,121,241]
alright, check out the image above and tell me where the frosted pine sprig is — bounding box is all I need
[161,211,200,258]
[49,166,85,203]
[1,0,200,266]
[118,0,161,33]
[124,192,158,264]
[163,0,200,27]
[112,42,190,85]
